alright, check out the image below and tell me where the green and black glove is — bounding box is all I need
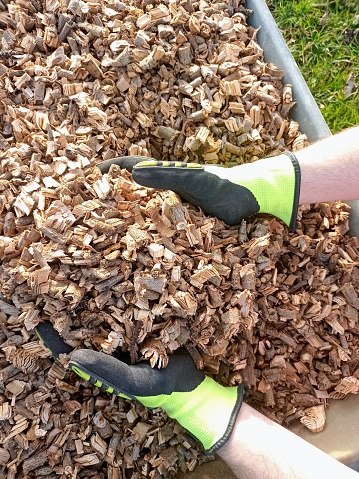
[98,152,301,229]
[36,322,247,455]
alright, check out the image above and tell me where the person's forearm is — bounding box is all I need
[218,403,359,479]
[295,126,359,205]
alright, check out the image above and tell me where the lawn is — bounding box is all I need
[266,0,359,133]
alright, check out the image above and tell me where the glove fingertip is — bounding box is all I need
[98,156,155,174]
[36,321,73,359]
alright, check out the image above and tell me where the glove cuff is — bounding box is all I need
[203,380,248,455]
[139,377,247,454]
[261,152,301,230]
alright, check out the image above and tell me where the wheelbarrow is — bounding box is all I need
[179,0,359,476]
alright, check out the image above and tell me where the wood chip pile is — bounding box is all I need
[0,0,359,477]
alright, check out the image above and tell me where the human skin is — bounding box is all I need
[218,403,359,479]
[296,125,359,205]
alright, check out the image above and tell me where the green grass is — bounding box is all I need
[266,0,359,132]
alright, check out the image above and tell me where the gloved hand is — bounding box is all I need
[98,152,301,229]
[36,322,247,454]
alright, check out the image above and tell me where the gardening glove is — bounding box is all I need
[36,321,247,454]
[98,152,301,229]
